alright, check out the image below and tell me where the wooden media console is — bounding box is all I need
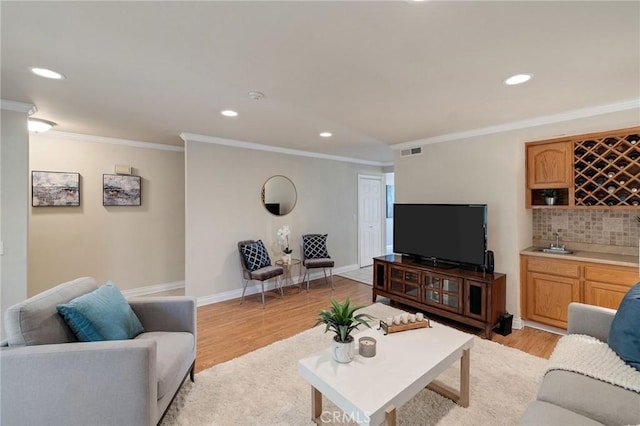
[373,255,506,338]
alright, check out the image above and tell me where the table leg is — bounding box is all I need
[312,386,322,424]
[385,405,397,426]
[460,347,470,407]
[426,347,471,408]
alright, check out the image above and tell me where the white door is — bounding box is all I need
[358,174,383,267]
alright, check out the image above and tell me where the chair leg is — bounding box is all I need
[330,268,334,290]
[189,362,195,383]
[240,279,250,304]
[261,280,266,308]
[305,268,311,292]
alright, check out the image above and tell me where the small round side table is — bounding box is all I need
[275,258,302,290]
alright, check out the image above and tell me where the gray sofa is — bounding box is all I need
[1,277,196,426]
[521,302,640,426]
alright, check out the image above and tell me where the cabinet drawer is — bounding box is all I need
[526,258,580,278]
[584,264,639,285]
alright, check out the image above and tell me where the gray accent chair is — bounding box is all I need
[238,240,284,307]
[520,302,640,426]
[301,234,335,292]
[1,277,197,426]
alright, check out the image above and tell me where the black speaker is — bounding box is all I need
[485,250,494,273]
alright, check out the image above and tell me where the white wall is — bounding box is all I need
[394,108,640,322]
[185,140,383,301]
[1,109,29,332]
[28,134,185,296]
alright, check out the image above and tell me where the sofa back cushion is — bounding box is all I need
[4,277,98,346]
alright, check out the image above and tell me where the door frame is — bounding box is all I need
[357,173,385,268]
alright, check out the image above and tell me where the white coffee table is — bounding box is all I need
[297,322,474,426]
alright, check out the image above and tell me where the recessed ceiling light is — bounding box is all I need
[319,132,332,138]
[30,67,65,80]
[28,118,56,133]
[221,110,238,117]
[504,73,533,85]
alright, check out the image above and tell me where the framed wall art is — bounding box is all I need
[32,171,80,207]
[103,174,141,206]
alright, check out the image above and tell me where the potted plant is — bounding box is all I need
[541,189,558,205]
[277,225,293,263]
[315,298,373,363]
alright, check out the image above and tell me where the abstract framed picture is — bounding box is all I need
[32,171,80,207]
[103,174,141,206]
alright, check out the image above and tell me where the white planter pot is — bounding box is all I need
[332,336,355,363]
[282,253,291,264]
[545,197,557,205]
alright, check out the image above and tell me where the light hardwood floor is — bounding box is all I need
[194,276,560,373]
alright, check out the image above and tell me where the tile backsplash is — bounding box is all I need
[533,210,640,248]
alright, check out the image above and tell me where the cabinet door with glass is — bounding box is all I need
[388,266,420,301]
[421,273,463,313]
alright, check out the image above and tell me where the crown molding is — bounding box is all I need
[392,98,640,150]
[1,99,37,115]
[36,131,185,152]
[180,132,388,167]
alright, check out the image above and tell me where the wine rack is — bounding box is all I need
[574,131,640,207]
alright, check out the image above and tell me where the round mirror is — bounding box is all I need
[261,175,297,216]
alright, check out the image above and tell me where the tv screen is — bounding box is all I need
[393,204,487,267]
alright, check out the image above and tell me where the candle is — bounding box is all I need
[409,314,416,323]
[416,312,424,322]
[359,337,376,357]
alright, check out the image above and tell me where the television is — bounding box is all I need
[393,204,487,269]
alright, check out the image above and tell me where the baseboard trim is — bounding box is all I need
[523,320,567,336]
[196,264,360,307]
[512,316,524,330]
[122,281,185,297]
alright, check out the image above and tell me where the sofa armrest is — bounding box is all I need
[567,302,616,342]
[129,296,197,336]
[0,340,157,426]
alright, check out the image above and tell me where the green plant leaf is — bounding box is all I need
[315,297,373,342]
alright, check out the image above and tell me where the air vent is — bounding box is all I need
[400,147,422,157]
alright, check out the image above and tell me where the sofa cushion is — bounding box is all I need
[608,282,640,371]
[303,234,330,259]
[521,400,604,426]
[4,277,98,346]
[135,331,195,399]
[240,240,271,271]
[57,282,144,341]
[537,369,640,426]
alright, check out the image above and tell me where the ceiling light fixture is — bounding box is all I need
[221,110,238,117]
[30,67,65,80]
[504,73,533,85]
[248,91,265,101]
[319,132,332,138]
[28,118,56,133]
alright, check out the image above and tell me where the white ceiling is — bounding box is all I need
[2,1,639,163]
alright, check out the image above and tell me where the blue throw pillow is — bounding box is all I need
[608,282,640,371]
[240,240,271,271]
[56,281,144,342]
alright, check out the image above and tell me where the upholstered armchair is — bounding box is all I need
[1,277,196,426]
[302,233,335,291]
[238,239,284,307]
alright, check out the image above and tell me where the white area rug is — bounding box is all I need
[162,303,546,425]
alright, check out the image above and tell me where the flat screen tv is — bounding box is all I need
[393,204,487,268]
